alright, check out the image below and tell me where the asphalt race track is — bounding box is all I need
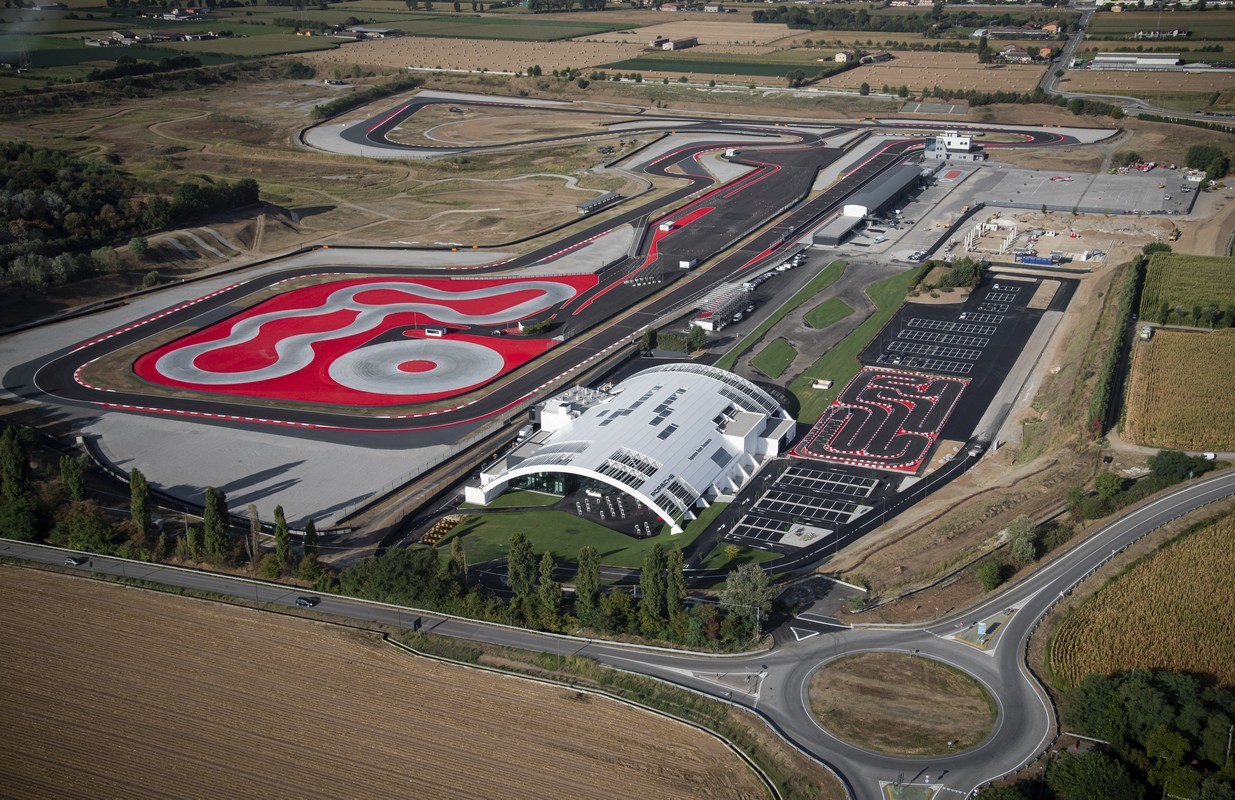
[10,470,1233,800]
[792,368,968,473]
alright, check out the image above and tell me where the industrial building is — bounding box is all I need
[841,163,923,218]
[812,213,864,247]
[1090,52,1182,69]
[463,364,795,532]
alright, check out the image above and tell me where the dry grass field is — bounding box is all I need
[1061,70,1235,95]
[818,52,1043,92]
[1049,512,1235,688]
[807,653,996,756]
[1123,329,1235,451]
[301,36,643,73]
[0,567,769,800]
[386,103,632,145]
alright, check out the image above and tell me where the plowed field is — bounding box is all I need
[0,567,768,800]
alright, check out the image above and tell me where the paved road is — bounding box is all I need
[10,469,1232,799]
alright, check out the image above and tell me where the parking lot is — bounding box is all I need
[723,465,882,553]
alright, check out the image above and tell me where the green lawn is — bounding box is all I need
[715,260,846,372]
[752,337,797,379]
[697,542,781,571]
[804,297,854,330]
[443,502,729,569]
[789,267,918,424]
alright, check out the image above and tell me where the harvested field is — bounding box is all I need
[0,567,770,800]
[1123,329,1235,451]
[1049,512,1235,688]
[299,36,643,73]
[807,653,996,756]
[1138,252,1235,321]
[1058,70,1235,110]
[818,52,1043,92]
[1087,9,1235,38]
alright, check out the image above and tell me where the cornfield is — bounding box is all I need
[1050,513,1235,688]
[1123,328,1235,450]
[1138,253,1235,322]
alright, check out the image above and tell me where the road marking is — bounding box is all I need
[790,627,820,641]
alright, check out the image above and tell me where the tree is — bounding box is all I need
[0,427,29,501]
[58,501,123,555]
[976,786,1027,800]
[246,503,261,571]
[129,467,149,542]
[537,551,562,630]
[274,504,292,572]
[665,547,686,624]
[720,563,773,644]
[1187,142,1227,171]
[60,455,85,502]
[597,589,634,632]
[302,517,318,560]
[975,557,1004,591]
[1094,471,1123,502]
[1007,514,1038,567]
[1046,751,1143,800]
[575,545,600,625]
[128,235,149,259]
[859,81,870,95]
[687,324,706,352]
[507,531,536,602]
[897,84,909,97]
[202,486,230,563]
[142,270,160,288]
[0,495,39,541]
[639,543,667,634]
[442,535,467,596]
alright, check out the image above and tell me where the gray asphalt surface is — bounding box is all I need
[10,469,1233,799]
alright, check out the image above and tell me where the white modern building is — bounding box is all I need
[924,129,986,162]
[464,364,795,532]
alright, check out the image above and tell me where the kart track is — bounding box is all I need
[791,368,969,473]
[7,94,1088,438]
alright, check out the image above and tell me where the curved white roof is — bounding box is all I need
[481,364,792,531]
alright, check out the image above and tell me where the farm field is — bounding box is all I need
[752,338,798,378]
[1059,70,1235,112]
[0,566,770,800]
[1087,9,1235,39]
[818,52,1043,92]
[807,653,996,756]
[1123,329,1235,451]
[153,36,340,57]
[1138,252,1235,321]
[300,35,642,73]
[602,51,846,79]
[580,21,798,47]
[1049,512,1235,688]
